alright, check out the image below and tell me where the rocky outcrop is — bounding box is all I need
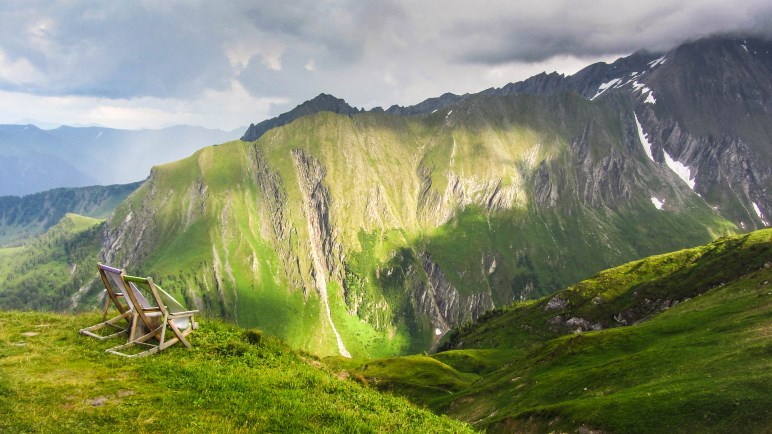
[247,144,307,293]
[417,165,524,225]
[414,252,494,333]
[637,105,769,229]
[291,149,345,285]
[101,175,164,268]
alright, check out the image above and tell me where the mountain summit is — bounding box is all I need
[241,93,360,142]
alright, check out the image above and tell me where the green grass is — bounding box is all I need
[439,265,772,432]
[325,354,482,406]
[0,310,474,433]
[325,229,772,432]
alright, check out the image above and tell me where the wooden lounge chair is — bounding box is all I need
[106,274,198,358]
[79,263,133,340]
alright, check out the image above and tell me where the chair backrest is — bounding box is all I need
[97,263,130,314]
[123,275,193,330]
[99,263,155,311]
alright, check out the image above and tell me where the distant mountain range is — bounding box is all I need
[0,124,242,196]
[0,183,140,246]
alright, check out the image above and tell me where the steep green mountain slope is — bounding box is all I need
[396,35,772,230]
[332,229,772,433]
[0,311,471,433]
[101,92,736,358]
[0,213,104,310]
[0,182,140,246]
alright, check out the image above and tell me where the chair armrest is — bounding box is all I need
[168,310,199,318]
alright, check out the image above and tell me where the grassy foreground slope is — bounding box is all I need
[331,229,772,433]
[0,311,473,433]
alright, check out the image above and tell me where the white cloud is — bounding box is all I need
[0,81,284,130]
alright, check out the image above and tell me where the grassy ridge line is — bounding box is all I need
[0,311,474,433]
[0,182,140,247]
[440,261,772,432]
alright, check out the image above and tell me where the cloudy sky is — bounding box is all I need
[0,0,770,130]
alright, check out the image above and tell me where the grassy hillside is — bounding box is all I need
[101,93,738,358]
[330,229,772,432]
[0,213,104,310]
[0,311,472,433]
[0,182,140,246]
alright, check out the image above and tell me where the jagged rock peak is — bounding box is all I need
[384,92,466,116]
[241,93,360,142]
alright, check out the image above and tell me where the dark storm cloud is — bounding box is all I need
[448,0,772,64]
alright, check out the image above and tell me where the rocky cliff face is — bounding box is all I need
[384,35,770,231]
[633,36,772,230]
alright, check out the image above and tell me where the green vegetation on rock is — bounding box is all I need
[0,213,104,310]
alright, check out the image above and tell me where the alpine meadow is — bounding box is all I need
[0,3,770,432]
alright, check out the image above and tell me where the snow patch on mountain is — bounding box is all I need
[664,151,695,190]
[651,197,664,209]
[648,56,667,68]
[634,113,655,162]
[752,202,769,226]
[591,78,621,100]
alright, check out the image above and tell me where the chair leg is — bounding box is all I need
[101,290,111,321]
[79,310,132,340]
[169,321,192,348]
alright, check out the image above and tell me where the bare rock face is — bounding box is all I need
[101,173,165,268]
[247,144,307,293]
[545,295,567,311]
[291,149,345,286]
[414,252,494,333]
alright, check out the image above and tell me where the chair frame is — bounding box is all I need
[106,275,198,358]
[79,263,133,340]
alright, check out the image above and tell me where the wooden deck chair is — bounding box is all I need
[79,263,133,340]
[106,275,198,358]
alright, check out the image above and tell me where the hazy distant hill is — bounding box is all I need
[0,124,241,196]
[0,182,140,246]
